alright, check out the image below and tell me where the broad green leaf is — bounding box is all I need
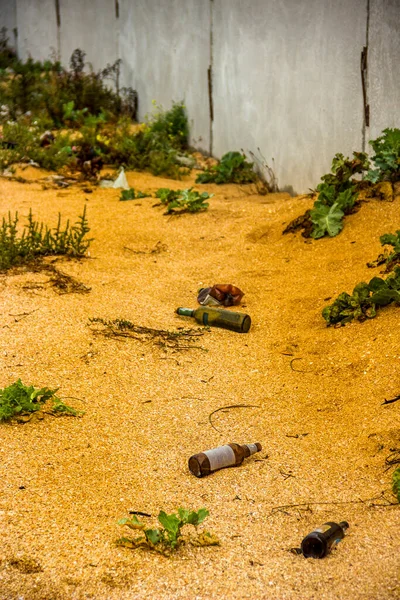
[158,511,180,537]
[310,202,344,239]
[145,528,162,545]
[393,467,400,502]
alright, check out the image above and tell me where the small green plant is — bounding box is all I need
[309,152,369,239]
[119,188,149,201]
[393,467,400,502]
[0,379,82,422]
[117,507,219,554]
[0,206,92,270]
[366,128,400,183]
[367,230,400,272]
[196,151,257,184]
[155,187,212,214]
[322,266,400,326]
[283,152,370,238]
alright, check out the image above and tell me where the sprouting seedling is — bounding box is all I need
[117,507,219,554]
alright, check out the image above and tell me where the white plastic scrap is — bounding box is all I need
[99,167,130,190]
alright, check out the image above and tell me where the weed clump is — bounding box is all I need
[393,468,400,502]
[367,230,400,273]
[155,187,212,214]
[322,266,400,326]
[0,379,82,422]
[117,507,219,555]
[284,128,400,239]
[0,206,92,271]
[196,151,257,185]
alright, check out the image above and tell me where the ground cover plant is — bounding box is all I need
[196,151,257,185]
[0,34,190,178]
[0,206,92,270]
[0,379,82,422]
[393,467,400,502]
[155,187,212,214]
[322,265,400,326]
[365,128,400,183]
[367,230,400,273]
[117,507,219,555]
[119,188,149,201]
[284,129,400,239]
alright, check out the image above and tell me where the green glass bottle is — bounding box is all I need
[176,306,251,333]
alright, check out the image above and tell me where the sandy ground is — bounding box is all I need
[0,166,399,600]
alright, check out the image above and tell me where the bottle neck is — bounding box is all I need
[242,443,262,458]
[176,307,195,317]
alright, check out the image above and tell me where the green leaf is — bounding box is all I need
[118,515,145,530]
[370,288,400,306]
[120,188,136,201]
[310,202,344,239]
[158,511,180,537]
[145,528,162,545]
[392,467,400,502]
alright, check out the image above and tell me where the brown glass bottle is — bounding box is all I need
[188,442,262,477]
[176,307,251,333]
[301,521,349,558]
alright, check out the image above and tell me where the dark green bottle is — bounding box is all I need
[301,521,349,558]
[176,306,251,333]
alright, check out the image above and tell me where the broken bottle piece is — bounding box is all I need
[188,442,262,477]
[197,284,244,307]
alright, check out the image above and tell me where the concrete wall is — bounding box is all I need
[0,0,399,192]
[0,0,16,49]
[59,0,118,73]
[119,0,210,152]
[212,0,367,193]
[368,0,400,141]
[16,0,58,61]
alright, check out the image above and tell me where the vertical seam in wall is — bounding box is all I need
[361,0,370,151]
[208,0,214,156]
[115,0,120,73]
[55,0,61,59]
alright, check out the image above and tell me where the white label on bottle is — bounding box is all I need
[246,443,259,455]
[204,445,236,471]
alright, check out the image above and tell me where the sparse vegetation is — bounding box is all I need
[284,130,400,239]
[0,379,82,422]
[367,230,400,272]
[365,128,400,184]
[322,266,400,326]
[120,188,149,201]
[0,206,92,270]
[155,187,212,214]
[393,467,400,503]
[117,507,219,555]
[88,317,206,352]
[196,151,257,185]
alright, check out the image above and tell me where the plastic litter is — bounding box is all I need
[99,167,130,190]
[198,284,244,307]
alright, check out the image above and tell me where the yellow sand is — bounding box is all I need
[0,166,399,600]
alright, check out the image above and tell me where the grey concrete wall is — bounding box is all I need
[0,0,17,49]
[59,0,118,73]
[16,0,58,61]
[119,0,210,152]
[212,0,367,194]
[1,0,399,191]
[368,0,400,141]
